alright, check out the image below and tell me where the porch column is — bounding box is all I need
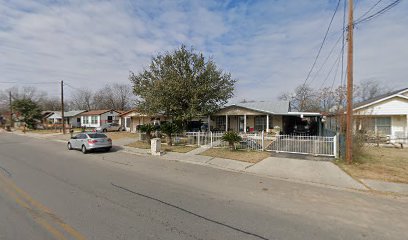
[207,116,211,131]
[406,115,408,137]
[266,115,269,133]
[244,114,247,133]
[225,115,228,131]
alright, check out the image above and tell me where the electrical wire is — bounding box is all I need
[354,0,401,25]
[301,0,342,87]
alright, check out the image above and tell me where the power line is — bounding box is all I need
[309,33,343,85]
[354,0,401,25]
[0,81,58,85]
[302,0,342,87]
[355,0,383,22]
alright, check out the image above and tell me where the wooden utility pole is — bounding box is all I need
[345,0,354,164]
[9,91,13,127]
[61,80,66,134]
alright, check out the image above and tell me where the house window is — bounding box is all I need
[215,116,226,130]
[254,116,266,131]
[125,118,131,128]
[91,116,97,124]
[376,117,391,135]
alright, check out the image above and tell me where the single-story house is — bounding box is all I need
[80,109,123,128]
[210,101,322,135]
[119,109,170,132]
[352,88,408,141]
[46,110,86,128]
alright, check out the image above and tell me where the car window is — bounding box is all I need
[88,133,107,138]
[78,134,87,139]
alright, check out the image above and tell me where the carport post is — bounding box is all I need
[244,114,247,133]
[225,115,228,132]
[266,115,269,133]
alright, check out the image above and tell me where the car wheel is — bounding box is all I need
[105,147,111,152]
[67,143,72,150]
[81,145,88,154]
[103,129,107,132]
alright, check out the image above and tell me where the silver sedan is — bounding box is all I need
[67,132,112,154]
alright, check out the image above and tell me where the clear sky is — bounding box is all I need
[1,0,407,102]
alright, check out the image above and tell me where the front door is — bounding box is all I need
[238,116,245,132]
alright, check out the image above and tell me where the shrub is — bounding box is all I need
[139,124,156,144]
[160,122,181,146]
[221,131,242,151]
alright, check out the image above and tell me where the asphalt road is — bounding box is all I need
[0,133,407,240]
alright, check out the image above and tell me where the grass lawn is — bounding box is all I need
[125,141,197,153]
[106,132,139,140]
[200,148,270,163]
[335,147,408,183]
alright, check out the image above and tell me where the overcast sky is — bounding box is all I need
[1,0,407,102]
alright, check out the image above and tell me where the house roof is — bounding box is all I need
[353,88,408,110]
[222,101,290,115]
[80,109,122,116]
[118,109,140,117]
[46,110,86,119]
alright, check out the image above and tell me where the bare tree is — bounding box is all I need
[70,88,94,110]
[355,80,391,102]
[93,83,133,110]
[279,84,319,112]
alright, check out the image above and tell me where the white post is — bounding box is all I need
[334,134,338,158]
[197,131,200,146]
[244,114,247,133]
[261,130,265,151]
[210,131,213,147]
[266,115,269,133]
[225,115,228,132]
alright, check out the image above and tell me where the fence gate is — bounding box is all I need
[265,135,337,157]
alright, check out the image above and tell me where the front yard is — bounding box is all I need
[126,141,197,153]
[336,147,408,183]
[200,148,270,163]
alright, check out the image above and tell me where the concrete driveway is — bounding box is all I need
[246,157,366,190]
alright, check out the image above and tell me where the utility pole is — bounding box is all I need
[61,80,66,134]
[345,0,354,164]
[9,91,13,128]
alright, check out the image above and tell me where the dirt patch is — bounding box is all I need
[336,147,408,183]
[200,148,270,163]
[126,141,197,153]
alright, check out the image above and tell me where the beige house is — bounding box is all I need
[210,101,322,135]
[119,109,170,132]
[353,88,408,140]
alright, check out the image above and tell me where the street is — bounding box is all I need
[0,133,407,240]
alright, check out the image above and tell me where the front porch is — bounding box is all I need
[209,114,323,136]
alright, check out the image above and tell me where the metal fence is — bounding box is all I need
[162,131,338,157]
[266,135,337,157]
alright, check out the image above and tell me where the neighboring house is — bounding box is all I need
[352,88,408,141]
[210,101,322,135]
[80,110,123,128]
[46,110,86,128]
[119,109,169,132]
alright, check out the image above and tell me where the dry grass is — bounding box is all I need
[106,132,139,140]
[125,141,197,153]
[200,148,270,163]
[27,129,63,134]
[336,147,408,183]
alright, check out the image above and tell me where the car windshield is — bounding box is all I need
[87,133,107,138]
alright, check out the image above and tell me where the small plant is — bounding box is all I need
[160,122,181,146]
[139,124,156,144]
[221,131,242,151]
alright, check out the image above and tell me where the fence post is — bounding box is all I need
[261,131,264,151]
[210,131,213,147]
[334,134,339,158]
[197,131,200,146]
